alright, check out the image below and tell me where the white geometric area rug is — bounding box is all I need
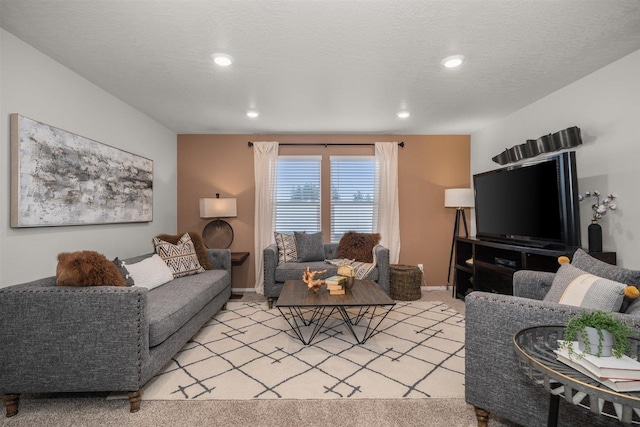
[140,301,465,401]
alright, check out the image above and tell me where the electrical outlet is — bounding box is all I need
[417,263,424,273]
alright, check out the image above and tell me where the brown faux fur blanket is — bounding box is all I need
[56,250,126,287]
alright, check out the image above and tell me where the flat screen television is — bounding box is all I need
[473,151,581,248]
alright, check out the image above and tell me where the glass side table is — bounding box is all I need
[513,325,640,426]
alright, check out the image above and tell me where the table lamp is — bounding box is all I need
[199,194,237,249]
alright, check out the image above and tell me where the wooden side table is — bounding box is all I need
[231,252,249,266]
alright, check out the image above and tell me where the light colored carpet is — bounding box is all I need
[136,300,465,401]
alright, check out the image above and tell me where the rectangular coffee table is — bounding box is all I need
[275,279,395,345]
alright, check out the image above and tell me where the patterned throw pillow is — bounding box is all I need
[274,232,298,264]
[153,233,205,278]
[544,263,626,311]
[154,231,212,270]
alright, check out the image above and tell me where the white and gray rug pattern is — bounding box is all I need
[141,301,465,401]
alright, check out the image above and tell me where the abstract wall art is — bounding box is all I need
[10,114,153,227]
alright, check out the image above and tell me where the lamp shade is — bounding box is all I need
[200,197,237,218]
[444,188,474,208]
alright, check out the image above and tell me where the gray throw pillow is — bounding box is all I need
[572,248,640,286]
[113,257,135,286]
[294,231,325,262]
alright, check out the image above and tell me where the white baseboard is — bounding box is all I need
[422,286,449,291]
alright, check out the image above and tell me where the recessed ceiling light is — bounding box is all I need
[397,111,410,119]
[212,53,234,66]
[246,110,259,118]
[442,55,465,68]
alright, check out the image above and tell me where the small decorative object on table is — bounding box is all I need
[302,267,326,293]
[579,191,618,253]
[337,264,355,289]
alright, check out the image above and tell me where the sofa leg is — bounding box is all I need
[268,298,274,309]
[128,389,142,413]
[4,393,19,417]
[474,407,489,427]
[222,302,227,310]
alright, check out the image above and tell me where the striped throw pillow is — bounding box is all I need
[544,263,626,311]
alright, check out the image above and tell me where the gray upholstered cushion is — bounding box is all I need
[544,263,626,311]
[572,248,640,286]
[294,231,325,262]
[147,269,228,347]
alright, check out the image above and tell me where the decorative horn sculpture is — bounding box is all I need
[492,126,582,165]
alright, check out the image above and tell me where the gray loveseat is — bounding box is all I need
[0,249,231,416]
[263,243,390,309]
[465,251,640,427]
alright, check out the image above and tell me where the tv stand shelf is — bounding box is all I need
[453,237,616,299]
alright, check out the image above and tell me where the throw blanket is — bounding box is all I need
[325,244,380,279]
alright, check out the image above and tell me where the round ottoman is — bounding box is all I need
[390,264,422,301]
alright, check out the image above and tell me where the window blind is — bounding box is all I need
[274,156,322,233]
[330,156,378,242]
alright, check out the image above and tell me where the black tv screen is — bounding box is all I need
[473,152,581,248]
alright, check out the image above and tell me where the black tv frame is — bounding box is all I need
[473,151,581,249]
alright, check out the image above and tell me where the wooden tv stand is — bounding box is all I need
[453,237,616,299]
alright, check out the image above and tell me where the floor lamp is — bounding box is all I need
[445,188,474,297]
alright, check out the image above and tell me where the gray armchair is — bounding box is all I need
[263,243,390,309]
[465,269,640,427]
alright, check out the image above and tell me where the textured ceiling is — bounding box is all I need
[2,1,640,135]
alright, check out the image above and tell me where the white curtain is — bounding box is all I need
[375,142,400,264]
[253,141,279,294]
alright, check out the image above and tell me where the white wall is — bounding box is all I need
[0,29,178,287]
[471,49,640,268]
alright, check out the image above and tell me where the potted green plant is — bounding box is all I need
[562,310,633,358]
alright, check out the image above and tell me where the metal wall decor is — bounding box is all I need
[10,114,153,227]
[492,126,582,165]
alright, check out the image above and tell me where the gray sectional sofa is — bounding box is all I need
[0,249,231,416]
[465,253,640,427]
[263,242,390,309]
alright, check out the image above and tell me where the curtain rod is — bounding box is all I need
[248,141,404,148]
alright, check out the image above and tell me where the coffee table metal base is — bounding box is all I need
[277,304,394,345]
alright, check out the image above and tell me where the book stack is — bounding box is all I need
[555,340,640,392]
[325,275,347,295]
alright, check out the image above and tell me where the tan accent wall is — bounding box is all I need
[177,134,470,292]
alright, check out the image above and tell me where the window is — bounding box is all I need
[330,156,378,242]
[274,156,321,233]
